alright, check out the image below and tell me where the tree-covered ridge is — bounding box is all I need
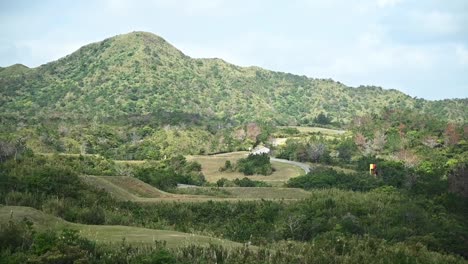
[1,31,466,128]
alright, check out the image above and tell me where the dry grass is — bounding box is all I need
[81,175,138,200]
[187,151,303,186]
[103,176,171,198]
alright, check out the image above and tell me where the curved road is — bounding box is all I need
[270,157,311,174]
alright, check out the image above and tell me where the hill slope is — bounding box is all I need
[80,175,311,202]
[0,206,245,248]
[1,31,466,128]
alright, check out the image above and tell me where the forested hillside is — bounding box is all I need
[1,31,466,128]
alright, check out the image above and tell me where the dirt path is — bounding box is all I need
[270,157,310,173]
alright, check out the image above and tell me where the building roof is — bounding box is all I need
[251,146,270,155]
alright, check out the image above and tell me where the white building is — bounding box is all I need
[251,146,270,155]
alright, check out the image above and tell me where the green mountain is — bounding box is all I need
[1,31,466,128]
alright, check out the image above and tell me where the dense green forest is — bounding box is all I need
[1,32,466,127]
[1,32,467,159]
[1,31,467,263]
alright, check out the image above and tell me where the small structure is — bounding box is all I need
[251,146,270,155]
[369,163,378,176]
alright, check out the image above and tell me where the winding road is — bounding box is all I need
[271,157,311,174]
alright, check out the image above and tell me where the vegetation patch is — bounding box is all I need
[187,152,303,185]
[287,167,382,191]
[236,154,274,176]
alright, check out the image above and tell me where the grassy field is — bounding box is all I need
[187,151,303,186]
[0,206,244,248]
[81,175,311,202]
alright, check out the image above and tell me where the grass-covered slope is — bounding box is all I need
[0,206,244,248]
[1,31,466,128]
[80,175,311,202]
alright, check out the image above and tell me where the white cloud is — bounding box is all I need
[410,10,459,35]
[377,0,403,8]
[455,45,468,65]
[176,31,302,69]
[358,31,383,49]
[102,0,232,17]
[354,31,434,70]
[14,39,87,67]
[152,0,233,17]
[104,0,132,13]
[303,27,440,90]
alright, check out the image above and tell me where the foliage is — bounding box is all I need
[1,152,468,259]
[1,33,466,159]
[134,155,205,190]
[1,222,466,264]
[336,138,357,162]
[314,112,332,125]
[287,167,382,191]
[236,154,274,175]
[216,177,272,187]
[276,138,332,164]
[0,154,116,225]
[218,160,233,172]
[0,222,96,264]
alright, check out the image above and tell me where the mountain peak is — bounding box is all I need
[0,63,30,76]
[119,31,166,40]
[79,31,187,59]
[45,31,188,76]
[111,31,172,47]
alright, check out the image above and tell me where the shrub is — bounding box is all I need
[237,154,274,176]
[287,168,382,191]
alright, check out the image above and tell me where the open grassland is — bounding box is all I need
[81,175,311,202]
[187,151,303,186]
[0,206,244,248]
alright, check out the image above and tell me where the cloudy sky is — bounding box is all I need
[1,0,467,100]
